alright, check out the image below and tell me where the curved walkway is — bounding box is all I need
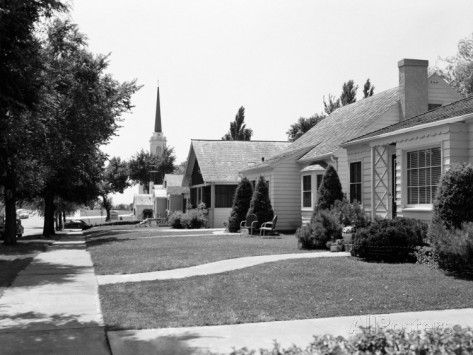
[96,251,350,285]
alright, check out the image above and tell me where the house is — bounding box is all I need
[342,94,473,221]
[182,139,291,228]
[162,174,189,213]
[241,59,462,229]
[133,194,154,220]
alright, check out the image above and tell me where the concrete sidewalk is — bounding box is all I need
[108,308,473,354]
[0,233,109,354]
[97,252,350,285]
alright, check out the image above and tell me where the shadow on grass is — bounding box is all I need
[109,331,204,355]
[86,236,133,248]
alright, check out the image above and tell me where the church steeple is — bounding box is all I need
[154,86,162,133]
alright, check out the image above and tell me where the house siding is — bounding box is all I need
[213,207,232,228]
[347,144,372,214]
[427,74,462,105]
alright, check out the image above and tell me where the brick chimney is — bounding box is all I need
[398,59,428,120]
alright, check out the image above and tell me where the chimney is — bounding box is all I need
[398,59,428,120]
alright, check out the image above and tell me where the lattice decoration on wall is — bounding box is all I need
[373,145,389,217]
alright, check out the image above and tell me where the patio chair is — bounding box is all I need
[260,215,278,237]
[240,213,258,237]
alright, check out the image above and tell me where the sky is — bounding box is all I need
[69,0,473,204]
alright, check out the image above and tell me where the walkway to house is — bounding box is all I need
[107,308,473,354]
[96,251,350,285]
[0,232,109,355]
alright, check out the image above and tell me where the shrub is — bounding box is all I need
[230,326,473,355]
[414,246,438,268]
[316,165,343,210]
[434,163,473,229]
[429,220,473,277]
[332,199,369,229]
[295,224,313,249]
[168,211,184,229]
[352,218,427,262]
[228,177,253,232]
[309,209,342,248]
[246,176,274,229]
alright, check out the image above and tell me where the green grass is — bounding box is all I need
[87,228,309,274]
[99,257,473,330]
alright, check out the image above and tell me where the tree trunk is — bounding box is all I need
[43,192,56,238]
[62,212,66,225]
[3,182,17,245]
[105,207,111,222]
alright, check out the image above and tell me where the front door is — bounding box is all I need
[391,154,397,218]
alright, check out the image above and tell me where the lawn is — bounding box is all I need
[99,257,473,330]
[87,228,309,274]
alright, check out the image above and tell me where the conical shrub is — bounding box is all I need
[317,165,343,210]
[246,176,274,228]
[228,177,253,232]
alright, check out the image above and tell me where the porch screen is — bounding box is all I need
[350,162,362,203]
[215,185,237,208]
[302,175,311,208]
[407,147,441,204]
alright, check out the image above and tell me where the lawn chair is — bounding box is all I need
[240,213,258,237]
[260,215,278,237]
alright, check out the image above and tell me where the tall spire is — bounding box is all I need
[154,86,162,133]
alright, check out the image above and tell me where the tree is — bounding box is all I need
[363,79,375,98]
[222,106,253,141]
[316,165,343,210]
[100,157,130,221]
[286,114,325,142]
[129,147,176,188]
[174,161,187,174]
[323,94,341,115]
[340,80,358,106]
[439,33,473,96]
[228,177,253,232]
[0,0,66,244]
[37,20,139,237]
[246,176,274,228]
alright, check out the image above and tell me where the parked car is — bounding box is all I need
[0,216,24,239]
[16,209,30,219]
[64,219,91,230]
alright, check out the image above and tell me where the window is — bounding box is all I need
[407,147,441,205]
[350,162,362,203]
[215,185,237,208]
[302,175,312,208]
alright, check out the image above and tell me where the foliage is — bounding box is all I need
[228,177,253,232]
[363,78,375,98]
[286,114,325,142]
[168,211,184,229]
[428,220,473,277]
[295,224,313,249]
[100,157,130,221]
[170,204,208,229]
[323,94,341,115]
[439,32,473,95]
[246,176,274,229]
[310,209,342,247]
[128,147,176,187]
[415,246,438,268]
[174,161,187,174]
[340,80,358,106]
[332,199,369,229]
[222,106,253,141]
[433,163,473,229]
[352,218,428,262]
[230,326,473,355]
[316,165,343,210]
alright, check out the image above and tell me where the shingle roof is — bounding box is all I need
[296,87,400,162]
[345,95,473,144]
[190,140,291,183]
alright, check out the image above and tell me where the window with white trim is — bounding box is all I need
[407,147,441,205]
[350,162,362,203]
[302,175,312,208]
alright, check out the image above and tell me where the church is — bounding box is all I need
[133,86,188,220]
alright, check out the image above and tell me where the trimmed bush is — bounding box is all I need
[352,218,427,262]
[434,163,473,229]
[230,326,473,355]
[228,177,253,232]
[429,220,473,277]
[309,209,342,248]
[168,211,184,229]
[332,199,369,229]
[246,176,274,229]
[317,165,343,210]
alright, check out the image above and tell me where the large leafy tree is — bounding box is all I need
[439,33,473,96]
[129,147,176,189]
[222,106,253,141]
[37,20,139,237]
[228,177,253,232]
[100,157,130,221]
[286,114,325,142]
[0,0,66,244]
